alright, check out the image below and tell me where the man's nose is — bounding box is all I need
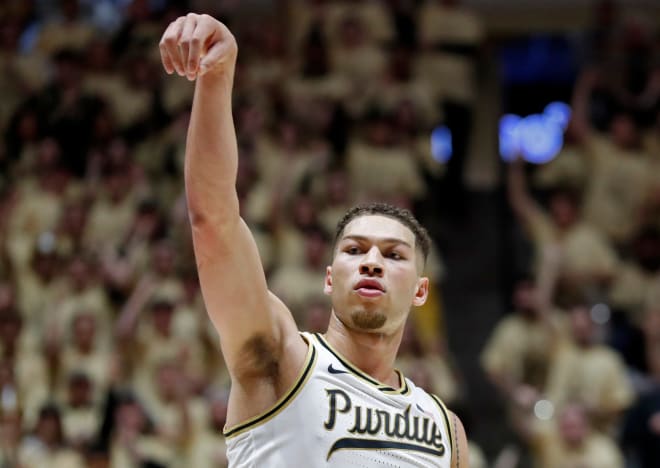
[359,248,384,276]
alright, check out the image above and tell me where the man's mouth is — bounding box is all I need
[354,279,385,298]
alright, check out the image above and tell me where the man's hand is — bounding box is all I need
[159,13,237,81]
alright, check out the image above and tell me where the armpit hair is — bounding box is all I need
[234,333,280,381]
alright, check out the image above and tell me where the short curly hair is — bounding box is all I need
[333,202,431,263]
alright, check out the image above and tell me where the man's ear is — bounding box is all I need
[412,277,429,306]
[324,266,333,295]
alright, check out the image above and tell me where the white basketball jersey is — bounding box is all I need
[225,332,454,467]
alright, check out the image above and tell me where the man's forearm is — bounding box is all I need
[158,14,240,224]
[185,73,240,223]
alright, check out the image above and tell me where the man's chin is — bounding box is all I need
[351,310,387,330]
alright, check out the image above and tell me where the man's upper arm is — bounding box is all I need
[159,13,306,387]
[450,411,470,468]
[191,213,299,378]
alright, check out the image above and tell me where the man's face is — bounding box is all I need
[610,114,638,149]
[559,404,588,446]
[324,215,428,334]
[570,306,594,346]
[513,280,539,315]
[549,193,578,230]
[68,378,92,407]
[68,258,90,290]
[153,243,175,275]
[73,315,95,349]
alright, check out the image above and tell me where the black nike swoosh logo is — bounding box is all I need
[328,363,349,375]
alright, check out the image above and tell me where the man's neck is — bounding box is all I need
[323,313,403,388]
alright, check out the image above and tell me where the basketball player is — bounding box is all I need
[159,13,468,467]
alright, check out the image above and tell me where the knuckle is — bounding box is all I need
[229,36,238,52]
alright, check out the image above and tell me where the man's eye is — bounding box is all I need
[346,246,361,254]
[388,252,402,260]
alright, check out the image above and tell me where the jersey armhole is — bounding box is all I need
[430,393,454,464]
[223,333,317,438]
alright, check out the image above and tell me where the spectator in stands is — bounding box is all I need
[18,404,85,468]
[50,256,112,343]
[7,138,69,272]
[609,225,660,327]
[482,272,563,405]
[571,67,655,245]
[347,106,426,205]
[35,0,95,55]
[271,192,324,268]
[3,105,43,176]
[85,158,139,253]
[270,227,331,319]
[188,392,229,467]
[545,297,634,431]
[248,117,324,227]
[54,198,89,259]
[52,312,112,405]
[0,310,48,429]
[622,371,660,468]
[0,405,23,466]
[18,241,68,343]
[639,308,660,387]
[32,49,101,176]
[314,166,354,235]
[106,392,171,467]
[286,21,351,105]
[330,14,387,94]
[508,156,618,300]
[513,400,624,468]
[141,360,208,458]
[396,320,459,405]
[61,372,100,449]
[416,0,483,206]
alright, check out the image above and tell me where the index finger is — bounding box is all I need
[159,17,185,74]
[187,19,216,78]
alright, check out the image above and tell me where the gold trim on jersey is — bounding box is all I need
[430,393,454,460]
[223,335,317,439]
[314,333,411,396]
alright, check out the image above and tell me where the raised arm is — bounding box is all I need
[507,157,541,225]
[570,67,599,144]
[158,15,305,385]
[535,243,562,328]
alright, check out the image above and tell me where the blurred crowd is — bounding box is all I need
[0,0,657,467]
[485,2,660,467]
[0,0,469,466]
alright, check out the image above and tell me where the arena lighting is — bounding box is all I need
[430,125,453,163]
[1,385,17,412]
[590,303,611,325]
[499,101,572,164]
[533,399,555,421]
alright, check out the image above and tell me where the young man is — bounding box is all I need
[158,13,468,467]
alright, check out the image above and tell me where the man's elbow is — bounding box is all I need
[186,191,240,228]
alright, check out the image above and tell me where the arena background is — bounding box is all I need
[0,0,659,467]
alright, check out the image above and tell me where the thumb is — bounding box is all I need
[199,36,237,76]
